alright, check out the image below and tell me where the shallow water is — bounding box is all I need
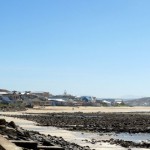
[115,132,150,143]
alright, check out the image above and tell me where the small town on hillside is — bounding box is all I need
[0,89,125,108]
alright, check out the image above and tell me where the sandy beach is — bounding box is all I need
[1,106,150,115]
[25,106,150,114]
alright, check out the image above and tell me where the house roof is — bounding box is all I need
[102,100,111,104]
[48,98,65,102]
[0,92,8,95]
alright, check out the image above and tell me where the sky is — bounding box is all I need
[0,0,150,98]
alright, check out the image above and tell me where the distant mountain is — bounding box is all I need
[124,97,150,106]
[121,95,143,100]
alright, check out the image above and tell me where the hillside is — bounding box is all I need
[124,97,150,106]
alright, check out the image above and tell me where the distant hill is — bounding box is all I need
[121,95,143,100]
[124,97,150,106]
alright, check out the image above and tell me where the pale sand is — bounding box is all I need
[0,106,150,115]
[26,106,150,114]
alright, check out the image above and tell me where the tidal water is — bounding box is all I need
[115,132,150,143]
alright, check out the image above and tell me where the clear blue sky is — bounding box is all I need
[0,0,150,98]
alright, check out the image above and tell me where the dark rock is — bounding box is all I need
[0,119,6,125]
[8,121,16,128]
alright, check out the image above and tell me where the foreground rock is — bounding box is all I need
[0,119,91,150]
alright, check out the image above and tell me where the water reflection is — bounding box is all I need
[115,133,150,143]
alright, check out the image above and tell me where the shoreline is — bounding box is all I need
[1,107,150,150]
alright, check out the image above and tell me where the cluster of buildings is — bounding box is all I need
[0,89,125,107]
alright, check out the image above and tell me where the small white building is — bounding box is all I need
[114,99,123,104]
[0,92,8,95]
[48,98,66,106]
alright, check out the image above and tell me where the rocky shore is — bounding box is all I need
[11,112,150,133]
[5,112,150,149]
[0,118,92,150]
